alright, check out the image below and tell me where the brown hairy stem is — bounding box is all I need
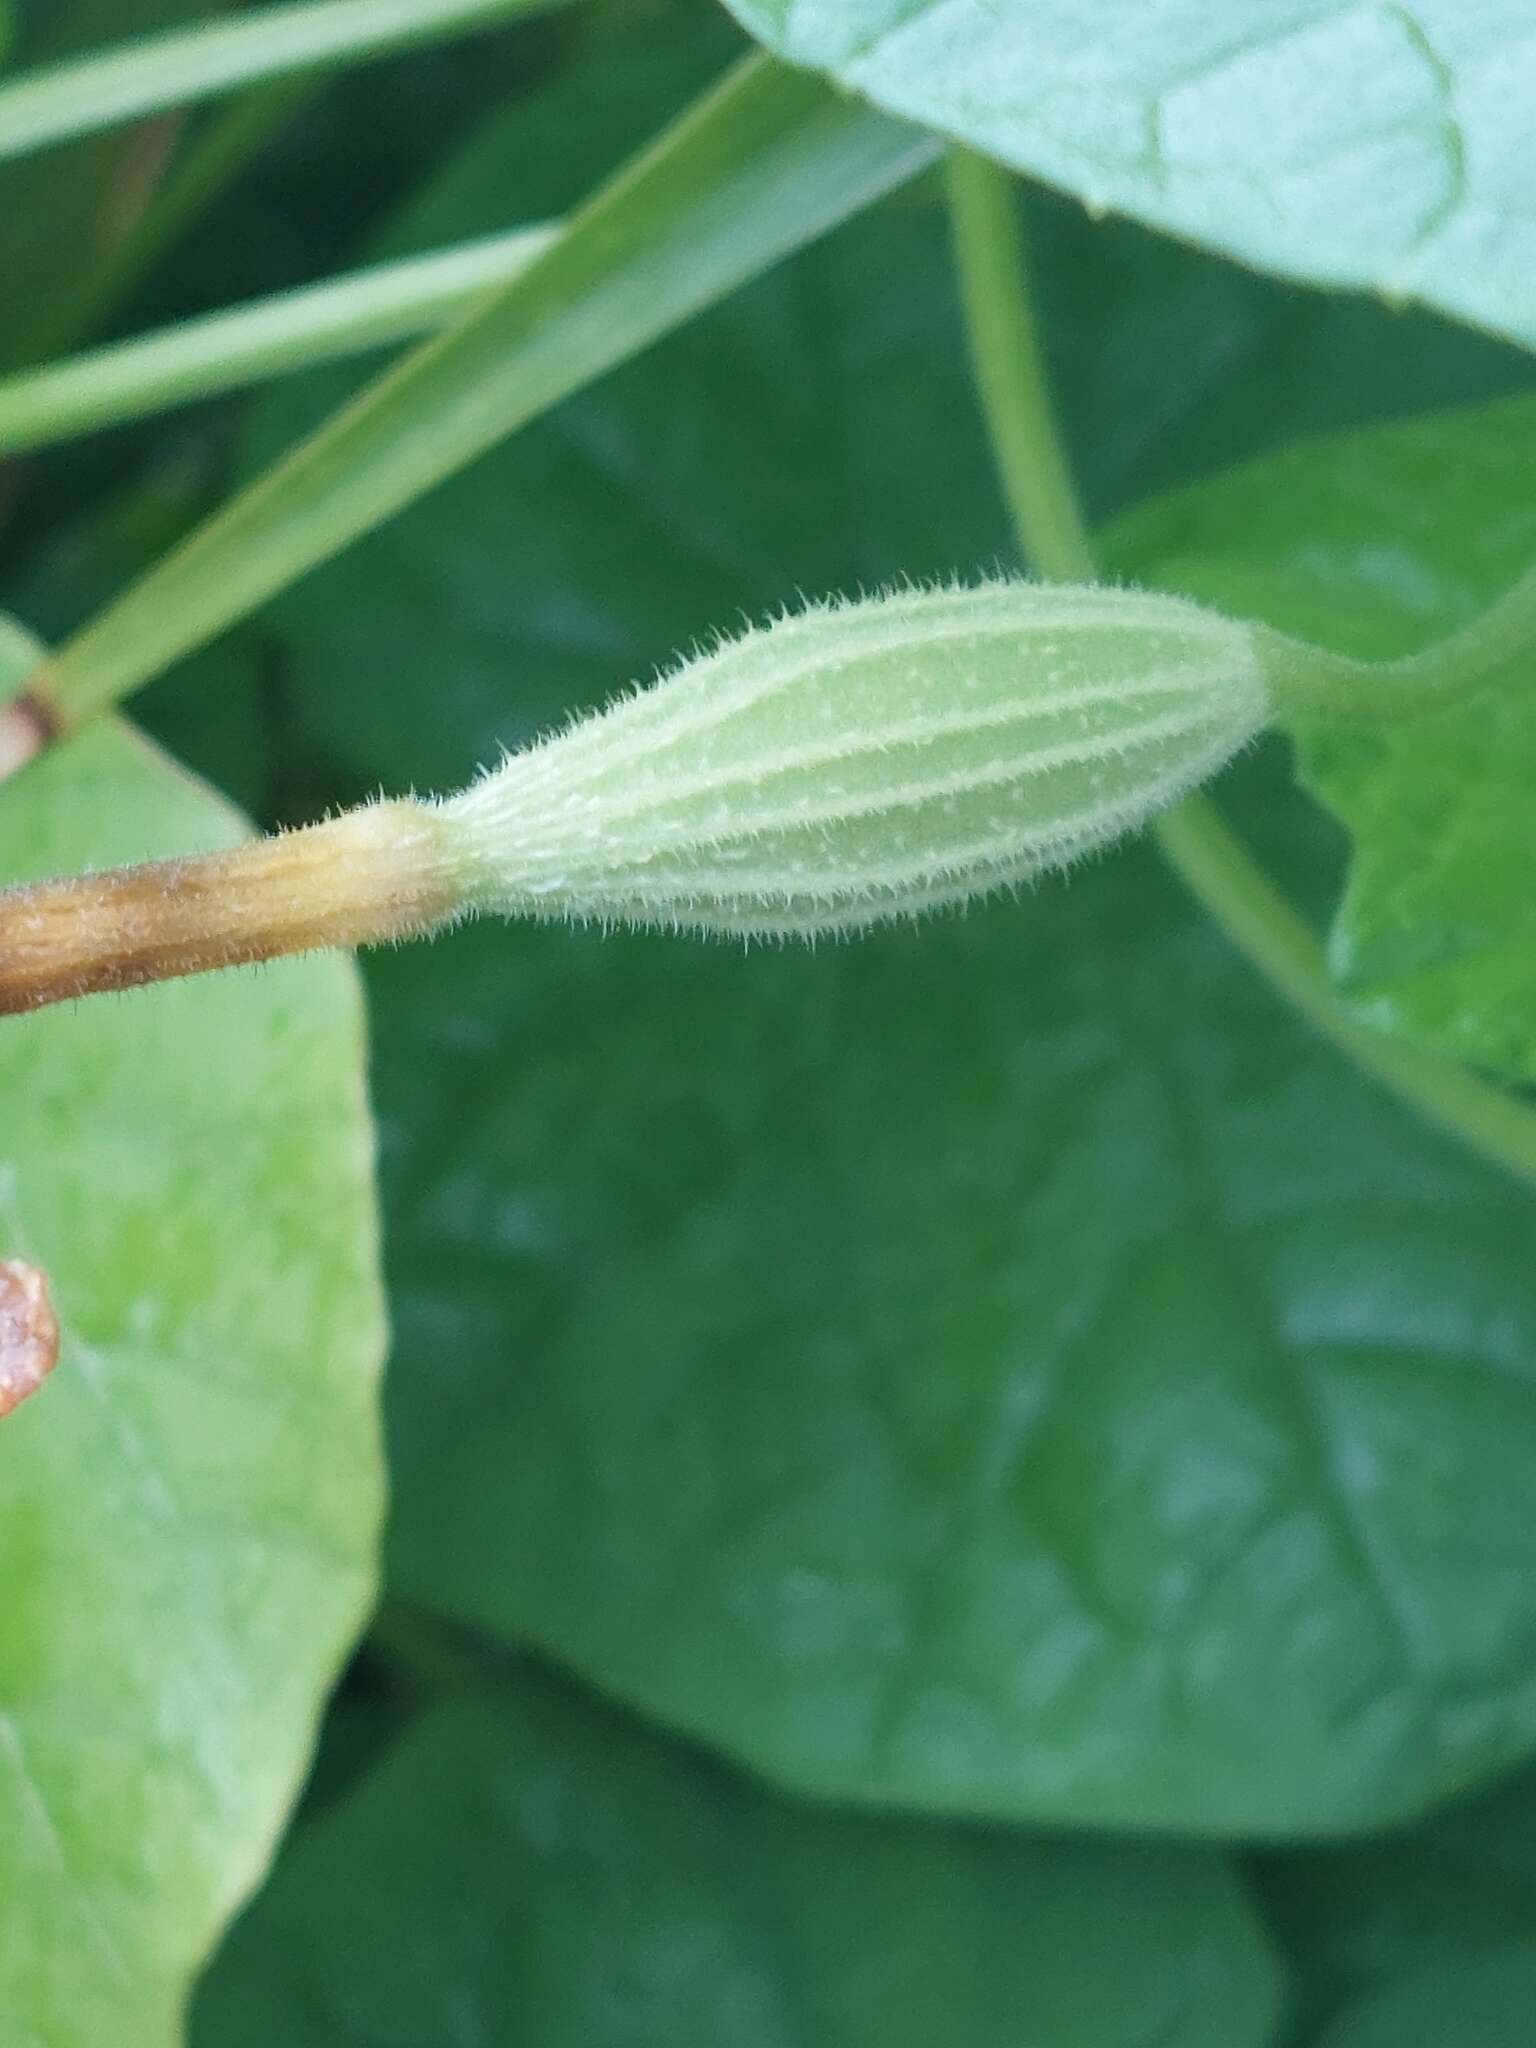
[0,801,458,1016]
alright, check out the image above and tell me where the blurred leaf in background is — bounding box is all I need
[1309,1948,1536,2048]
[195,1663,1281,2047]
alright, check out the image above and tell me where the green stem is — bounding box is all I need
[945,149,1095,584]
[1261,556,1536,723]
[0,224,557,455]
[0,0,557,165]
[944,145,1536,1194]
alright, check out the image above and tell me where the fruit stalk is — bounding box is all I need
[0,801,457,1014]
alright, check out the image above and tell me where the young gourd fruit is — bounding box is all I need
[0,580,1274,1013]
[441,581,1271,936]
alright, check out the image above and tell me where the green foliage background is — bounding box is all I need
[3,1,1536,2042]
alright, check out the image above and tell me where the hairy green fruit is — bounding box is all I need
[0,582,1272,1015]
[441,582,1272,937]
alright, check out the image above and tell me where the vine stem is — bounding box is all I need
[944,146,1536,1194]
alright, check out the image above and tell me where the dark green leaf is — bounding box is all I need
[1311,1948,1536,2048]
[193,1667,1280,2047]
[0,628,384,2043]
[365,825,1536,1836]
[1108,392,1536,1082]
[717,0,1536,355]
[1252,1757,1536,2040]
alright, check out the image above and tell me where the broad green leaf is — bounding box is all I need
[364,826,1536,1837]
[193,1669,1281,2047]
[241,35,1536,1837]
[1107,392,1536,1082]
[1252,1757,1536,2040]
[717,0,1536,356]
[1312,1949,1536,2048]
[0,634,384,2042]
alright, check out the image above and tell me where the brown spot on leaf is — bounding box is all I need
[0,1261,59,1418]
[0,689,60,783]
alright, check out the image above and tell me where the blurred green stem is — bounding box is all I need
[945,146,1536,1194]
[0,0,554,164]
[0,223,558,454]
[943,150,1094,582]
